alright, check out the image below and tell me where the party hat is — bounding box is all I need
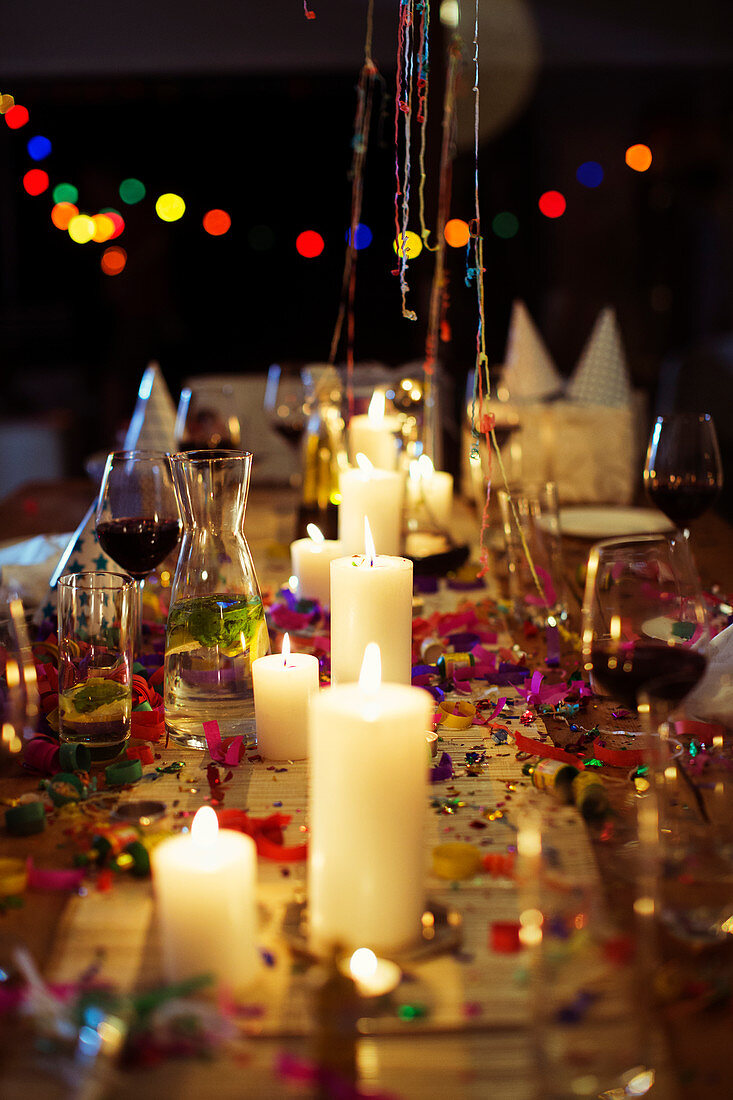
[38,498,116,621]
[566,307,632,408]
[123,361,178,452]
[500,300,564,401]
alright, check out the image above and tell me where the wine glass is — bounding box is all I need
[582,532,709,726]
[643,412,723,530]
[96,451,181,653]
[263,362,307,452]
[175,381,242,450]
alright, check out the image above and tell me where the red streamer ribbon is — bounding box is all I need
[513,730,587,770]
[203,720,247,766]
[217,808,307,862]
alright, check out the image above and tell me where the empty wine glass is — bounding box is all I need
[263,362,308,451]
[96,451,181,653]
[175,381,242,450]
[643,413,723,530]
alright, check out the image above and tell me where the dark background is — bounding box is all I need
[1,0,732,490]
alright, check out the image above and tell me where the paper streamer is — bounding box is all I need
[203,720,247,767]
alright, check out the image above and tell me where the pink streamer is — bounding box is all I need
[26,859,85,892]
[203,720,247,766]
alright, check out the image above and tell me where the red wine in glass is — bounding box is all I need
[96,518,181,581]
[588,640,707,712]
[644,413,723,529]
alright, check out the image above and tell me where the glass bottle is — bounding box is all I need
[295,365,346,540]
[164,450,270,749]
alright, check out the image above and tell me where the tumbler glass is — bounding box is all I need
[57,571,135,763]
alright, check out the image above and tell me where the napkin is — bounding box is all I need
[122,361,178,452]
[0,533,71,610]
[681,624,733,727]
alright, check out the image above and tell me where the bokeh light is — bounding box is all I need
[51,202,78,230]
[393,230,423,258]
[538,190,566,218]
[22,169,49,196]
[576,161,604,188]
[345,222,373,249]
[249,224,275,251]
[296,229,325,258]
[101,247,127,276]
[0,94,15,114]
[5,104,29,129]
[100,209,125,239]
[203,209,232,236]
[67,214,96,244]
[53,182,79,204]
[91,214,116,243]
[444,218,470,248]
[625,144,652,172]
[155,193,185,222]
[119,178,146,205]
[27,135,52,161]
[492,212,519,239]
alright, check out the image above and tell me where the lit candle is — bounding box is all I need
[330,519,413,685]
[151,806,259,992]
[347,390,402,470]
[308,644,432,953]
[341,948,402,997]
[252,632,319,759]
[289,524,344,608]
[405,454,454,529]
[338,453,404,556]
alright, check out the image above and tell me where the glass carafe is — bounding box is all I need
[164,450,270,749]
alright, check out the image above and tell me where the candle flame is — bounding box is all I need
[610,614,622,643]
[191,805,219,846]
[367,390,386,424]
[364,516,376,565]
[282,631,291,666]
[359,642,381,694]
[355,452,373,473]
[417,453,434,478]
[306,523,325,544]
[288,575,299,593]
[350,947,378,982]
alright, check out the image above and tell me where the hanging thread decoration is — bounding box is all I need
[393,0,418,321]
[303,1,316,20]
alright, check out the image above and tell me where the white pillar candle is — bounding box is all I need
[405,455,454,529]
[289,524,344,607]
[347,391,402,470]
[252,633,319,759]
[308,644,432,954]
[151,806,259,992]
[339,456,404,556]
[330,524,413,685]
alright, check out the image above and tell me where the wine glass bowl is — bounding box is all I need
[263,362,308,450]
[643,412,723,529]
[581,532,709,715]
[175,381,242,450]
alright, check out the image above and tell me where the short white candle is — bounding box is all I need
[330,520,413,685]
[405,455,454,529]
[347,391,402,470]
[252,632,319,759]
[290,524,344,607]
[339,454,404,556]
[151,806,259,993]
[308,644,432,954]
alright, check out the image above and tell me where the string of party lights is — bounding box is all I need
[0,89,654,279]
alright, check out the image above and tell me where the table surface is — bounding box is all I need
[1,478,732,1099]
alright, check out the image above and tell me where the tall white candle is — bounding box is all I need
[151,806,259,992]
[252,633,319,759]
[339,454,404,556]
[405,455,454,529]
[347,390,402,470]
[330,521,413,685]
[289,524,344,607]
[308,644,432,953]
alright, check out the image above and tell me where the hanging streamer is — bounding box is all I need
[393,0,418,321]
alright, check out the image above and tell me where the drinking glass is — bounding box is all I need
[263,362,308,453]
[96,451,181,653]
[643,412,723,530]
[581,532,710,718]
[0,588,39,768]
[498,482,567,624]
[175,381,242,450]
[57,571,134,762]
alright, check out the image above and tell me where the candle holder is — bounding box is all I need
[280,898,462,964]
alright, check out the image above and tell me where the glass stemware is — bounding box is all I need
[96,451,181,653]
[643,412,723,530]
[175,381,242,450]
[582,532,709,719]
[263,362,308,452]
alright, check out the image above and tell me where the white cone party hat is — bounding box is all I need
[500,300,564,401]
[566,307,632,408]
[39,499,116,621]
[123,361,178,452]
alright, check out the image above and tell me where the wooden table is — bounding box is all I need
[1,479,732,1099]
